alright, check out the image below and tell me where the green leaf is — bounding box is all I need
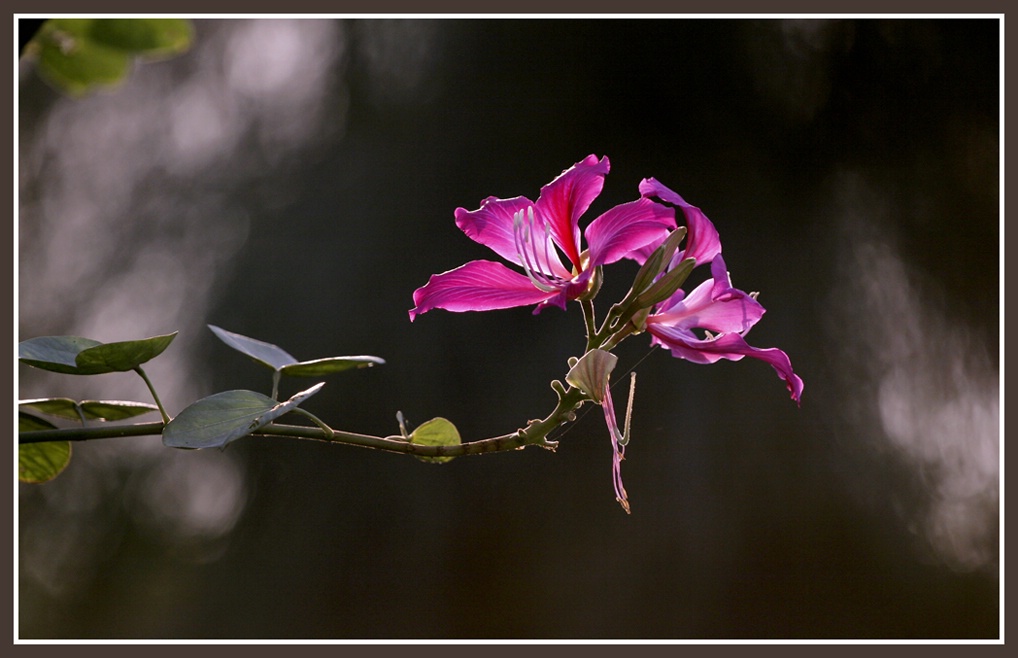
[280,355,386,377]
[162,383,325,449]
[18,336,105,374]
[74,332,177,372]
[19,413,70,483]
[208,325,298,370]
[87,19,194,57]
[565,349,619,403]
[19,443,72,484]
[19,333,176,375]
[19,397,159,421]
[409,417,461,464]
[209,325,385,377]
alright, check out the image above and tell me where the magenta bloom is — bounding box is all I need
[644,253,804,404]
[409,155,676,320]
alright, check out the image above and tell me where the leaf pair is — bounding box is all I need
[18,332,178,376]
[208,325,383,390]
[18,332,178,483]
[18,401,161,483]
[160,326,385,450]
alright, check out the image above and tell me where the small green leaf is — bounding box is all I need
[280,355,386,377]
[74,332,177,373]
[208,325,298,370]
[409,417,461,464]
[19,414,70,483]
[565,349,619,403]
[162,383,325,449]
[19,336,104,374]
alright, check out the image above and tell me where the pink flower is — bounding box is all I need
[645,253,804,404]
[409,155,676,320]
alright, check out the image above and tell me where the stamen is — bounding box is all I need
[534,208,557,277]
[514,208,561,293]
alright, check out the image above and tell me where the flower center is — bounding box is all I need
[513,206,566,293]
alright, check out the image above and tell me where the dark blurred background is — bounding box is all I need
[17,18,999,639]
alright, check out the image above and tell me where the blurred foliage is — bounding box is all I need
[22,18,193,97]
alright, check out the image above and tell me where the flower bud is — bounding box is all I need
[629,227,687,297]
[634,257,696,309]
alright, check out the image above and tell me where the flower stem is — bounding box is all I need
[581,298,600,350]
[18,382,592,459]
[20,422,167,444]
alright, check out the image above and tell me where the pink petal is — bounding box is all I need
[652,255,764,334]
[453,196,532,267]
[647,329,804,404]
[535,155,610,269]
[454,197,574,280]
[583,198,677,268]
[408,260,559,321]
[639,177,722,267]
